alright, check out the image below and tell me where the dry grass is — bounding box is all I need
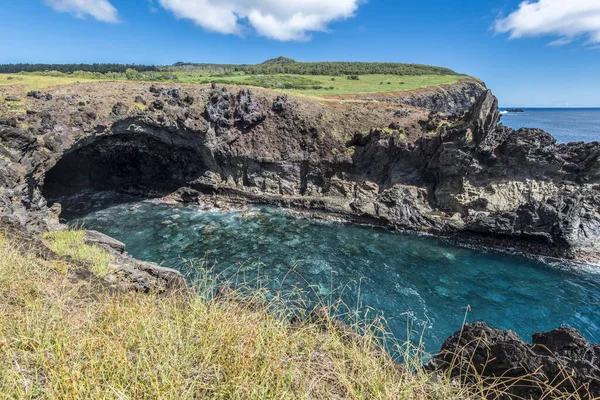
[0,74,98,92]
[0,232,589,399]
[43,230,112,278]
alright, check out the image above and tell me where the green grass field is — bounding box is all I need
[0,71,466,98]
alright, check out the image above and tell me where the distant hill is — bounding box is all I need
[261,57,297,65]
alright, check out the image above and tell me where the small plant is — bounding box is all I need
[346,75,360,81]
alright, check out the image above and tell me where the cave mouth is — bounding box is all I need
[43,133,207,209]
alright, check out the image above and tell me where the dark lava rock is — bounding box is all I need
[151,99,164,110]
[272,94,288,112]
[394,109,412,118]
[26,110,37,115]
[166,88,180,99]
[235,89,264,130]
[45,93,52,101]
[17,115,26,122]
[5,96,20,102]
[112,102,128,116]
[183,94,194,105]
[86,111,97,120]
[134,95,147,105]
[429,322,600,399]
[0,117,17,127]
[27,91,44,100]
[205,84,232,133]
[39,111,55,131]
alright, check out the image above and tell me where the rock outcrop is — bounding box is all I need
[0,79,599,261]
[428,322,600,399]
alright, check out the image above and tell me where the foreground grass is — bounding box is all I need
[0,232,476,399]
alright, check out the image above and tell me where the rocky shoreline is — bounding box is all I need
[1,79,600,397]
[2,79,600,261]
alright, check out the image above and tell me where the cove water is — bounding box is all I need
[500,108,600,143]
[66,198,600,353]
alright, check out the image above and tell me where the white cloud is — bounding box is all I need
[157,0,361,41]
[44,0,119,23]
[495,0,600,46]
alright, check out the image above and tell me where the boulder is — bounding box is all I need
[429,322,600,399]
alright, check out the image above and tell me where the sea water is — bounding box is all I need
[65,198,600,353]
[500,108,600,143]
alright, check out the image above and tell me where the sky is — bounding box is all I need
[1,0,599,107]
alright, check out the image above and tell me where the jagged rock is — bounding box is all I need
[134,95,147,105]
[151,99,164,110]
[272,94,288,112]
[0,117,17,127]
[5,96,19,102]
[235,89,264,130]
[429,322,600,399]
[27,91,44,99]
[83,230,187,293]
[205,85,232,133]
[84,230,126,254]
[1,81,600,261]
[166,88,180,99]
[112,102,128,116]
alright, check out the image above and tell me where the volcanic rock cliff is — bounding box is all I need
[1,78,599,261]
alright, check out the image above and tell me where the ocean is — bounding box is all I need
[66,198,600,353]
[500,108,600,144]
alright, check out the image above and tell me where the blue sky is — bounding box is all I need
[1,0,599,106]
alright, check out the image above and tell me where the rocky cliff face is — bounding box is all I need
[1,79,599,261]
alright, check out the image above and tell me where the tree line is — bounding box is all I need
[0,64,158,74]
[0,59,461,77]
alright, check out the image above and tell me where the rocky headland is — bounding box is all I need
[1,78,600,397]
[1,78,599,262]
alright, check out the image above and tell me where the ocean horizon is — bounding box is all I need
[499,107,600,143]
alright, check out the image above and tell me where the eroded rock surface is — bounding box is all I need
[0,79,599,261]
[428,322,600,399]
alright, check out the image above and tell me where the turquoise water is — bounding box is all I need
[66,198,600,353]
[500,108,600,144]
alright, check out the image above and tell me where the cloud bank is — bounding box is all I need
[157,0,360,41]
[495,0,600,46]
[44,0,119,23]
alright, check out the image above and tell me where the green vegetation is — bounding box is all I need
[0,58,461,77]
[43,230,112,277]
[0,63,157,74]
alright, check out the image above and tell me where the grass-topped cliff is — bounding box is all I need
[0,58,468,98]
